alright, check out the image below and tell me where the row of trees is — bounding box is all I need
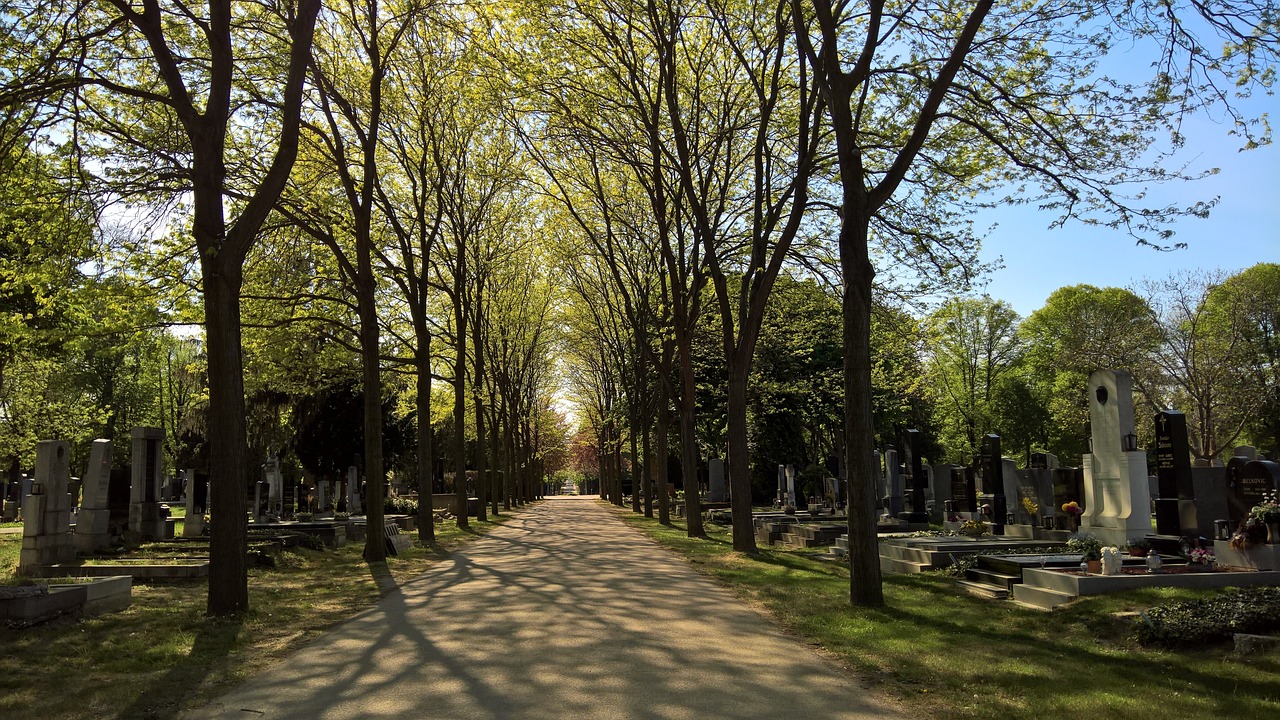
[2,0,1273,613]
[539,0,1274,609]
[0,0,570,615]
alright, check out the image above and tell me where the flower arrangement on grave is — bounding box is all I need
[1021,496,1038,518]
[1249,491,1280,525]
[1229,517,1268,550]
[1187,547,1215,566]
[1061,501,1083,517]
[1067,533,1103,560]
[958,518,989,537]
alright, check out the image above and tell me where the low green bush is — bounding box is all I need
[384,497,418,515]
[1133,586,1280,647]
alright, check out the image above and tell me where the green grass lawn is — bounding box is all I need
[617,508,1280,720]
[0,511,519,719]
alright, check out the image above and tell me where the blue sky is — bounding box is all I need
[975,77,1279,318]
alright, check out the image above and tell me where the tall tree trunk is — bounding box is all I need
[358,267,386,561]
[203,253,249,616]
[415,330,435,545]
[676,331,705,537]
[357,211,386,561]
[472,283,487,522]
[842,208,884,607]
[453,287,469,529]
[630,401,641,513]
[656,364,672,526]
[489,397,501,515]
[726,360,755,552]
[639,371,653,518]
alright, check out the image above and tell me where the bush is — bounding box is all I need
[384,497,418,516]
[1133,587,1280,647]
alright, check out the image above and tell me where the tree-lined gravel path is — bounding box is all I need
[184,497,903,720]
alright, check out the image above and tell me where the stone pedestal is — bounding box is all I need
[129,427,167,541]
[19,441,76,574]
[74,439,113,553]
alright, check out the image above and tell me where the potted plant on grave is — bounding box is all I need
[958,518,988,537]
[1249,492,1280,544]
[1061,500,1083,532]
[1229,517,1268,550]
[1186,546,1215,568]
[1126,536,1152,557]
[1067,533,1103,572]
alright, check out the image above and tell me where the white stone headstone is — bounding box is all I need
[1081,370,1151,546]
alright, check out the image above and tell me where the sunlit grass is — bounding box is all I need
[618,507,1280,720]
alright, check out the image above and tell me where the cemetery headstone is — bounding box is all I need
[20,440,76,573]
[1153,410,1197,536]
[1234,446,1259,462]
[183,469,206,538]
[882,448,903,518]
[785,464,797,508]
[776,465,786,506]
[1228,458,1279,527]
[901,430,928,523]
[74,439,113,553]
[980,434,1007,534]
[1080,370,1151,546]
[708,458,727,503]
[347,465,363,515]
[1189,467,1228,538]
[128,427,168,540]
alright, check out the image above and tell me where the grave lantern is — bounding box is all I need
[1122,433,1139,453]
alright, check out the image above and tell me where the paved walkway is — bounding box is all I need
[185,497,902,720]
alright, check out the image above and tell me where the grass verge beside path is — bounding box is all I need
[615,507,1280,720]
[0,508,525,720]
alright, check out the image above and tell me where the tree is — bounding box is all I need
[1209,264,1280,457]
[925,297,1022,464]
[1020,284,1162,461]
[1148,265,1280,461]
[1,0,322,615]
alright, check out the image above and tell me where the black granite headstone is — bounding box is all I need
[1154,411,1197,536]
[191,471,209,514]
[1230,460,1280,526]
[981,434,1007,534]
[950,467,970,514]
[1227,456,1270,526]
[902,430,929,522]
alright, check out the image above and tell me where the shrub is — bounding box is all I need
[1066,533,1103,560]
[384,497,418,516]
[1133,587,1280,647]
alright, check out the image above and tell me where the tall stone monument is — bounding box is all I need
[20,440,76,573]
[707,458,727,503]
[345,464,362,515]
[129,426,168,540]
[1080,370,1151,546]
[1153,410,1197,537]
[74,439,113,553]
[901,430,929,523]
